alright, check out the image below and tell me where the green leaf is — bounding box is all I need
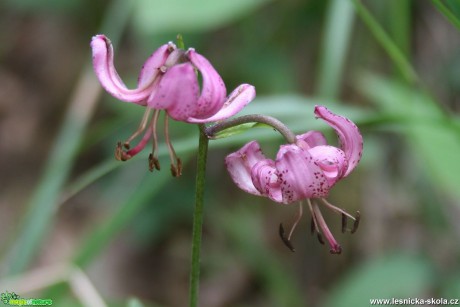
[211,122,271,139]
[316,0,355,99]
[325,253,434,307]
[351,0,418,84]
[3,0,135,275]
[127,298,145,307]
[432,0,460,31]
[3,0,81,12]
[356,73,460,202]
[133,0,272,34]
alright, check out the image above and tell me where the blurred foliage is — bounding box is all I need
[326,253,434,307]
[133,0,272,34]
[1,0,460,306]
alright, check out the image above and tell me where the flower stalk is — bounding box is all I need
[206,114,297,144]
[188,124,209,307]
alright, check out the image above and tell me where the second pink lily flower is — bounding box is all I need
[226,106,363,254]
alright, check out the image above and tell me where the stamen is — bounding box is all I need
[317,233,325,245]
[164,113,182,177]
[278,202,303,252]
[341,213,347,234]
[114,108,154,162]
[115,142,130,161]
[307,199,321,235]
[115,127,152,162]
[288,202,303,240]
[123,108,152,149]
[125,128,152,158]
[307,200,325,245]
[351,211,361,234]
[279,223,295,252]
[320,198,355,220]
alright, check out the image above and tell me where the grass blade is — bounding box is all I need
[316,0,354,99]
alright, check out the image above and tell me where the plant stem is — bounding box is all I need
[188,124,209,307]
[431,0,460,31]
[205,114,297,144]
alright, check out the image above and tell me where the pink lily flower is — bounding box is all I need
[91,34,256,175]
[225,106,363,254]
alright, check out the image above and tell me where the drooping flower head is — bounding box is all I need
[225,106,363,254]
[91,35,256,175]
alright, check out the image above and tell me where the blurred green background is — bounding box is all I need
[1,0,459,306]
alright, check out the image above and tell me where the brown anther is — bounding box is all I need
[351,211,361,234]
[341,212,347,233]
[148,154,161,172]
[330,245,342,255]
[170,159,182,177]
[279,223,295,252]
[176,158,182,175]
[115,142,131,161]
[123,142,130,150]
[317,233,325,245]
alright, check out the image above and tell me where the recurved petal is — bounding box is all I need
[225,141,267,196]
[296,131,328,149]
[137,42,175,88]
[276,145,330,204]
[314,105,363,177]
[187,49,226,118]
[147,63,199,121]
[91,35,166,104]
[186,84,256,123]
[251,159,282,203]
[308,145,347,186]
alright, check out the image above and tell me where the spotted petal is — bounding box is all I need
[91,35,171,104]
[276,144,330,204]
[314,105,363,177]
[225,141,266,196]
[147,63,199,121]
[308,145,347,186]
[251,159,282,203]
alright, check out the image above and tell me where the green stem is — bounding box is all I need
[351,0,418,85]
[205,114,297,144]
[431,0,460,31]
[188,124,209,307]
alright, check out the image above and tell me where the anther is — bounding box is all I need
[115,142,131,161]
[351,211,360,234]
[170,159,182,177]
[279,223,295,252]
[148,154,161,172]
[341,213,347,234]
[317,233,325,245]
